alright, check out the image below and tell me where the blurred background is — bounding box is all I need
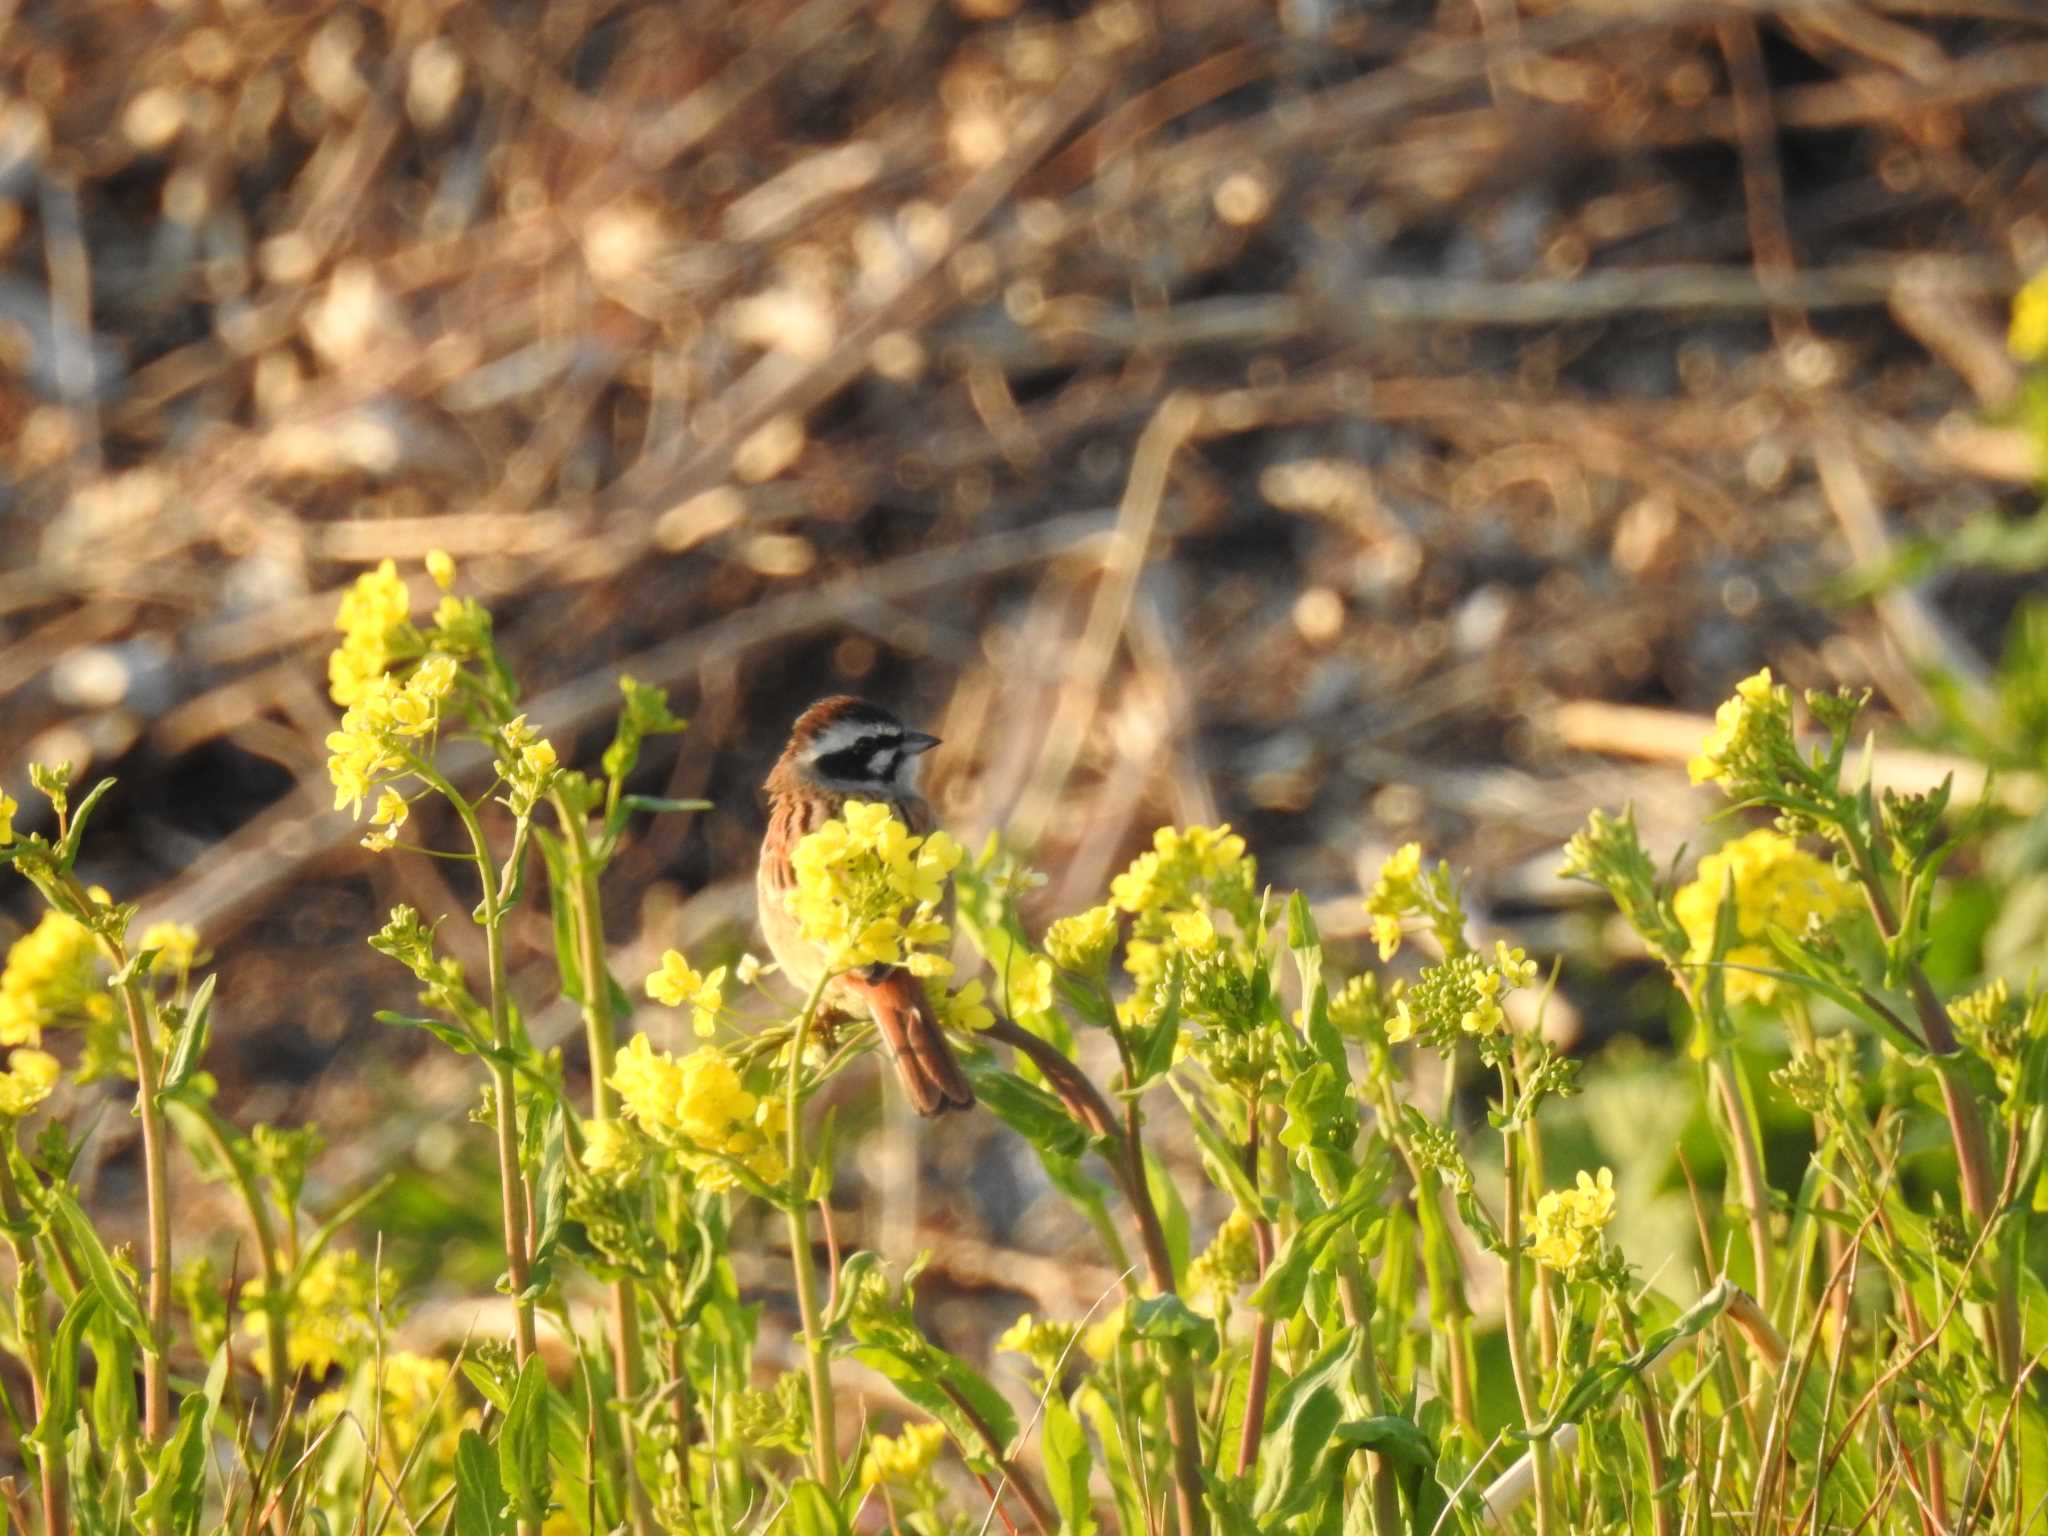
[4,0,2048,1362]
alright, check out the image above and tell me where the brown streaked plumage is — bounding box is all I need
[758,696,975,1116]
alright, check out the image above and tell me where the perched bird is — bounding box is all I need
[758,696,976,1116]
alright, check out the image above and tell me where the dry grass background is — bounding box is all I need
[3,0,2047,1346]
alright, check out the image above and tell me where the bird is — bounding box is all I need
[758,695,976,1116]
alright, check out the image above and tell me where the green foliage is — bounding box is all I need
[3,553,2045,1536]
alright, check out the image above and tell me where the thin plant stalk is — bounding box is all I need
[1234,1094,1274,1478]
[1498,1059,1557,1536]
[785,972,839,1491]
[97,912,174,1451]
[1615,1308,1676,1536]
[418,765,538,1373]
[552,797,652,1536]
[0,1153,66,1536]
[1335,1257,1401,1536]
[1707,1052,1774,1314]
[1849,848,2015,1379]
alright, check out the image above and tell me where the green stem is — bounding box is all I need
[95,913,173,1457]
[1335,1258,1401,1536]
[183,1102,290,1422]
[1498,1062,1557,1536]
[1708,1053,1774,1314]
[552,796,652,1536]
[417,762,537,1536]
[1234,1096,1274,1479]
[0,1151,66,1536]
[1850,848,2015,1379]
[786,973,839,1491]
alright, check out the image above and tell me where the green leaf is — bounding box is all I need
[1042,1392,1097,1536]
[159,972,217,1097]
[1124,1293,1217,1366]
[454,1427,509,1536]
[529,1104,568,1277]
[35,1291,97,1455]
[50,1184,152,1353]
[1253,1329,1367,1521]
[968,1067,1089,1160]
[783,1479,852,1536]
[1144,1144,1190,1283]
[55,776,117,870]
[134,1390,210,1534]
[617,794,712,817]
[533,827,583,1006]
[498,1355,551,1523]
[375,1009,487,1057]
[846,1340,1019,1469]
[1133,961,1184,1088]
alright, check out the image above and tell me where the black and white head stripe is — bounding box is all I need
[798,698,939,789]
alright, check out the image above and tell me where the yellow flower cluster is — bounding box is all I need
[645,950,728,1038]
[1387,942,1536,1044]
[1529,1167,1617,1277]
[326,655,459,821]
[139,921,199,976]
[0,911,100,1046]
[1111,824,1253,994]
[612,1034,785,1191]
[1363,842,1423,961]
[580,1118,640,1183]
[2012,269,2048,362]
[328,559,414,707]
[1673,829,1854,1005]
[785,801,961,973]
[1110,824,1249,916]
[1187,1207,1259,1304]
[1687,668,1788,789]
[0,790,15,844]
[1080,1300,1127,1363]
[859,1421,948,1492]
[494,714,559,818]
[0,1049,60,1120]
[1043,903,1119,975]
[995,1311,1079,1376]
[243,1248,395,1380]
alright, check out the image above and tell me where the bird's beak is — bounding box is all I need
[903,731,941,755]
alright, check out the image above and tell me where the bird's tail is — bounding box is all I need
[844,967,975,1117]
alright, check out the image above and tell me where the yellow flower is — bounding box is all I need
[611,1035,785,1190]
[1364,843,1424,959]
[243,1248,394,1380]
[995,1311,1079,1375]
[329,559,413,707]
[938,977,994,1033]
[0,1049,60,1119]
[1170,909,1216,951]
[859,1421,948,1491]
[785,802,956,974]
[996,953,1054,1016]
[0,790,15,844]
[1044,904,1119,975]
[1384,1001,1415,1044]
[138,922,200,974]
[0,911,101,1047]
[1110,825,1250,916]
[425,549,457,590]
[1673,829,1854,1005]
[1080,1301,1127,1363]
[2011,269,2048,362]
[1687,668,1785,788]
[581,1118,639,1183]
[1530,1167,1617,1277]
[646,950,703,1008]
